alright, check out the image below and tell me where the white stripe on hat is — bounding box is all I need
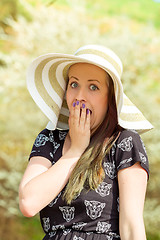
[75,44,123,70]
[119,118,153,130]
[121,105,142,114]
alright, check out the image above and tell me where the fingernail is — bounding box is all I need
[73,102,76,107]
[76,101,79,105]
[87,109,90,114]
[82,103,85,108]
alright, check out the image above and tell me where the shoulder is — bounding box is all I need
[113,129,149,175]
[31,128,63,154]
[29,128,68,163]
[118,129,140,140]
[34,128,68,143]
[33,128,56,146]
[116,129,145,151]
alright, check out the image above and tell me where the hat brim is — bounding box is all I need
[27,53,153,134]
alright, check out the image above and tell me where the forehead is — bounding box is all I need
[68,63,110,81]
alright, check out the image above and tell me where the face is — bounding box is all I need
[66,63,110,133]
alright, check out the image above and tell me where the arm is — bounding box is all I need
[19,101,90,217]
[19,151,81,217]
[118,162,148,240]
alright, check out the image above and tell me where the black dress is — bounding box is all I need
[29,128,149,240]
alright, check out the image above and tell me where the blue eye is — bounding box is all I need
[90,84,99,91]
[70,82,78,88]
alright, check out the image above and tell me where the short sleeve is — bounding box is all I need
[28,129,61,164]
[114,130,149,178]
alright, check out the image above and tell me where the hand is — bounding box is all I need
[68,101,91,155]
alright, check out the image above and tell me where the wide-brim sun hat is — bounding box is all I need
[27,44,153,134]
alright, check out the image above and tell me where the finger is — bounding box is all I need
[85,108,91,130]
[74,100,81,126]
[69,101,76,127]
[79,103,86,128]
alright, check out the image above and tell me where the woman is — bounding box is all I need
[19,44,153,240]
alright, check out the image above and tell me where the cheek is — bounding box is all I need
[96,95,108,108]
[66,89,74,109]
[96,97,108,117]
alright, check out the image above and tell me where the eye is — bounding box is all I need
[90,84,99,91]
[70,82,78,88]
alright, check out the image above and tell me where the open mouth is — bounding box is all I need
[80,109,92,116]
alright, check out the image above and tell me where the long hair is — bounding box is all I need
[63,76,123,204]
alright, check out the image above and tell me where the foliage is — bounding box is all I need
[0,0,32,31]
[0,0,160,239]
[50,0,160,27]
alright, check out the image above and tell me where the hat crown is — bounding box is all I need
[74,44,123,78]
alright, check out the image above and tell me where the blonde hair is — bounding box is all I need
[63,76,122,204]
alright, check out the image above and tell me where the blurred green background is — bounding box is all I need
[0,0,160,239]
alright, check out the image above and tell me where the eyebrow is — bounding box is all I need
[69,76,100,83]
[69,76,79,81]
[88,79,100,83]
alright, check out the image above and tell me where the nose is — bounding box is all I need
[76,88,87,103]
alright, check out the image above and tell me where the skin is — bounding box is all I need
[19,62,148,240]
[118,162,148,239]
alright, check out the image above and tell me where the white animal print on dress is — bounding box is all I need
[86,232,93,235]
[52,224,65,231]
[50,152,54,159]
[73,236,84,240]
[34,134,49,147]
[96,182,112,197]
[117,136,133,151]
[31,150,36,154]
[139,152,147,164]
[34,132,60,154]
[48,192,62,207]
[84,200,106,220]
[96,221,111,233]
[49,131,54,142]
[106,236,113,240]
[42,217,50,232]
[72,222,87,230]
[117,157,132,169]
[59,131,67,140]
[49,231,57,237]
[111,143,116,156]
[52,141,60,154]
[63,229,71,235]
[103,162,116,179]
[59,206,75,222]
[106,232,120,239]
